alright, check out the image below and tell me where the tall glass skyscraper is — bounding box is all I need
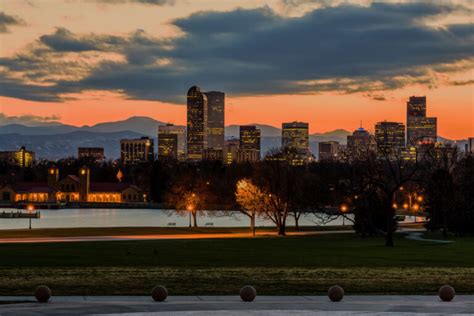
[187,86,208,161]
[186,86,225,161]
[205,91,225,151]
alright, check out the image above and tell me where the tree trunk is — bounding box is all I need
[278,223,286,236]
[385,204,394,247]
[294,213,300,230]
[192,211,198,227]
[250,213,256,237]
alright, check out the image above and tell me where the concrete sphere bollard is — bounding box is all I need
[240,285,257,302]
[439,285,455,302]
[151,285,168,302]
[34,285,52,303]
[328,285,344,302]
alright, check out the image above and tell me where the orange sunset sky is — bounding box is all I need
[0,0,473,139]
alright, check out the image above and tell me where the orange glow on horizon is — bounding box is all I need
[1,82,472,139]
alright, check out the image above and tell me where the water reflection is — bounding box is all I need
[0,208,351,230]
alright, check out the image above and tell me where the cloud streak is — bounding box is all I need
[0,12,25,33]
[0,2,473,103]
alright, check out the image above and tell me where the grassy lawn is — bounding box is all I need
[0,233,473,295]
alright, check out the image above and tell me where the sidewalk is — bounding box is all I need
[0,295,472,315]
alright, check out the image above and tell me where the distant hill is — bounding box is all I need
[0,130,147,160]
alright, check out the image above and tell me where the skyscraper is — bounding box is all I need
[187,86,225,161]
[282,122,309,151]
[158,124,186,161]
[238,125,261,163]
[406,96,437,147]
[187,86,208,161]
[375,121,405,154]
[205,91,225,151]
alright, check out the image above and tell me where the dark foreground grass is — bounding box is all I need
[1,234,473,295]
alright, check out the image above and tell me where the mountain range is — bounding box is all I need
[0,116,466,160]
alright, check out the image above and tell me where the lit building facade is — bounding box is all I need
[187,86,208,161]
[224,138,240,165]
[120,137,154,164]
[205,91,225,152]
[375,121,405,154]
[406,96,437,147]
[78,147,105,161]
[158,124,186,161]
[158,132,178,160]
[318,141,339,160]
[0,146,35,168]
[238,125,261,163]
[282,121,312,164]
[0,166,144,203]
[282,122,309,150]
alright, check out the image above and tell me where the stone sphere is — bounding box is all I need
[151,285,168,302]
[35,285,51,303]
[439,285,455,302]
[240,285,256,302]
[328,285,344,302]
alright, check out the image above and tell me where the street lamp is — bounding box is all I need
[186,204,193,228]
[27,204,34,230]
[340,204,348,226]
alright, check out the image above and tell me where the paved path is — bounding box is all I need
[0,295,472,315]
[405,232,455,243]
[0,230,354,244]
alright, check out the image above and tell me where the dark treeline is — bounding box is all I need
[1,146,473,246]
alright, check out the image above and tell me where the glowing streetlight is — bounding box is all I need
[403,203,409,210]
[392,203,398,209]
[340,204,348,212]
[417,196,423,202]
[27,204,34,230]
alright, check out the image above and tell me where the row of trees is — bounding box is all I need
[1,145,473,246]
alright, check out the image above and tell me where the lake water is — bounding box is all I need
[0,208,353,230]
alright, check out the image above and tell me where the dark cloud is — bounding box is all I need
[0,12,25,33]
[449,79,474,86]
[0,2,473,103]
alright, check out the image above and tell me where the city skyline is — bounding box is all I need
[0,1,473,140]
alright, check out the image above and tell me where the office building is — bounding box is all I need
[158,132,178,160]
[282,122,309,151]
[78,147,105,161]
[158,124,186,160]
[347,127,377,156]
[223,138,240,165]
[0,146,35,168]
[406,96,437,147]
[205,91,225,151]
[187,86,208,161]
[319,141,339,160]
[281,121,312,164]
[120,137,154,164]
[238,125,261,163]
[375,121,405,154]
[203,148,224,161]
